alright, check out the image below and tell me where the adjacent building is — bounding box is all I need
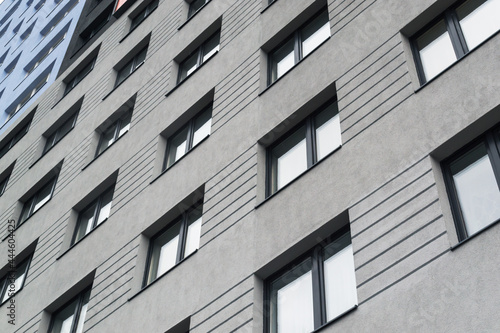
[0,0,499,332]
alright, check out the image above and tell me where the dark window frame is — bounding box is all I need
[18,175,58,226]
[0,120,30,159]
[266,98,340,197]
[80,4,113,46]
[264,225,355,333]
[43,111,79,155]
[411,0,499,85]
[95,111,132,157]
[143,201,203,287]
[48,287,92,333]
[130,0,158,31]
[267,7,330,85]
[71,185,115,245]
[0,254,32,305]
[115,45,147,87]
[163,104,212,170]
[0,173,9,196]
[177,30,220,83]
[442,125,500,241]
[187,0,209,19]
[64,56,97,96]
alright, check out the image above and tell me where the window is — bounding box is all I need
[267,99,340,196]
[164,105,212,169]
[144,203,202,286]
[72,185,114,244]
[130,0,158,31]
[442,125,500,241]
[188,0,208,18]
[43,112,78,155]
[0,120,30,159]
[6,73,49,124]
[0,255,32,304]
[19,176,57,226]
[412,0,500,84]
[265,228,357,333]
[49,288,91,333]
[268,9,330,84]
[0,172,10,196]
[80,4,112,44]
[115,46,147,87]
[95,111,131,157]
[25,33,65,77]
[177,31,220,83]
[64,57,96,95]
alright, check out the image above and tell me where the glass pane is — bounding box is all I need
[44,132,57,153]
[74,203,97,243]
[19,198,34,224]
[96,188,113,226]
[189,0,206,17]
[202,32,220,62]
[270,259,314,333]
[116,61,133,86]
[118,112,132,137]
[301,11,330,57]
[192,107,212,146]
[147,222,181,284]
[179,52,198,82]
[50,299,78,333]
[184,206,203,257]
[271,38,295,82]
[416,20,457,81]
[75,290,91,333]
[323,235,358,321]
[166,127,189,168]
[134,48,147,70]
[1,258,30,302]
[55,115,76,143]
[457,0,500,50]
[272,126,307,191]
[33,179,55,212]
[450,143,500,236]
[314,102,341,161]
[97,125,117,156]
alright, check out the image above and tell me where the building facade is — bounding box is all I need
[0,0,499,332]
[0,0,86,135]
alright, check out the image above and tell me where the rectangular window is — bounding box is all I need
[266,228,357,333]
[25,33,65,77]
[95,111,132,157]
[144,203,202,286]
[0,174,9,196]
[177,31,220,83]
[43,112,78,155]
[412,0,500,84]
[64,57,96,95]
[130,0,158,31]
[188,0,208,18]
[49,288,91,333]
[0,255,31,304]
[267,99,341,196]
[6,73,49,124]
[164,104,212,169]
[80,5,112,44]
[442,125,500,241]
[115,46,147,87]
[72,185,114,244]
[0,121,30,159]
[19,176,57,226]
[269,9,330,84]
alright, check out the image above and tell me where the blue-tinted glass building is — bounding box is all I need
[0,0,86,135]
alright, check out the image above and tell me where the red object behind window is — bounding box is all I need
[115,0,127,12]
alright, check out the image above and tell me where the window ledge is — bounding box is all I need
[127,249,198,302]
[177,0,211,31]
[120,6,159,43]
[102,61,145,101]
[29,129,75,169]
[165,51,218,97]
[450,218,500,251]
[255,145,341,209]
[261,0,278,14]
[1,198,53,242]
[150,134,210,185]
[56,218,108,261]
[415,30,500,93]
[259,36,330,96]
[82,130,129,171]
[312,305,358,333]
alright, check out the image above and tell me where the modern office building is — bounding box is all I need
[0,0,86,135]
[0,0,499,332]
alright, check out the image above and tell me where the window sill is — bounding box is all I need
[0,289,23,307]
[150,134,210,185]
[312,305,358,333]
[127,249,198,302]
[81,130,129,171]
[255,145,341,209]
[415,30,500,92]
[56,218,108,261]
[165,51,218,97]
[259,36,330,96]
[29,129,75,169]
[102,61,145,101]
[261,0,278,14]
[1,198,53,242]
[177,0,211,31]
[450,218,500,252]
